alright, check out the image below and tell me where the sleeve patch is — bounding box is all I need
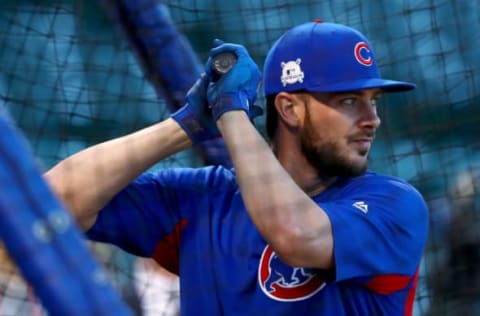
[151,218,188,275]
[364,274,413,295]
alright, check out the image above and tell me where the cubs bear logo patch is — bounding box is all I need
[258,245,326,301]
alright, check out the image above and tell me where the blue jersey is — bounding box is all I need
[87,166,428,316]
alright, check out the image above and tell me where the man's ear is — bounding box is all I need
[274,92,302,128]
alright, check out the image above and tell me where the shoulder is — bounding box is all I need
[139,165,238,190]
[350,171,429,221]
[346,170,423,198]
[330,170,428,218]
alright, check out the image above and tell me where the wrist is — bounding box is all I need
[212,92,249,121]
[170,105,211,144]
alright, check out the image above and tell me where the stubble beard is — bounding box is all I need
[300,110,368,178]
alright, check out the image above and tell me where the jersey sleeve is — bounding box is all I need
[319,175,429,284]
[85,166,236,258]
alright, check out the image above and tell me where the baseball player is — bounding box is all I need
[46,21,429,315]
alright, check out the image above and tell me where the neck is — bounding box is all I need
[303,176,337,196]
[273,142,336,197]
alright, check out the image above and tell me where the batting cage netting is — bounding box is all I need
[1,0,479,315]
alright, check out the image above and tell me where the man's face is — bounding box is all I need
[298,89,382,178]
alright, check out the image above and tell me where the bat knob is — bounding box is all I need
[212,52,237,76]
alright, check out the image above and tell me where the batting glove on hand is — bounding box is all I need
[206,39,262,121]
[170,73,219,144]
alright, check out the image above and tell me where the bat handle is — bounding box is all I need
[212,52,237,77]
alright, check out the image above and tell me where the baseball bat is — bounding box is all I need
[0,108,132,316]
[212,51,238,75]
[100,0,234,166]
[100,0,202,112]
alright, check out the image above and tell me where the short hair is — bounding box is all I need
[265,94,278,141]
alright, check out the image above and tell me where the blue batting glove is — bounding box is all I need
[171,73,219,144]
[206,40,262,121]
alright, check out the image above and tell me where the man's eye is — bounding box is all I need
[341,98,355,106]
[371,96,382,107]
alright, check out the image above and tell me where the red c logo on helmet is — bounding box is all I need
[354,42,373,66]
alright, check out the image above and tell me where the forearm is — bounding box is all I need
[45,118,191,230]
[217,112,333,268]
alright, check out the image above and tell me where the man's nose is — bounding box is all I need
[358,102,381,129]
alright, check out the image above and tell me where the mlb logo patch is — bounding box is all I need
[280,58,304,87]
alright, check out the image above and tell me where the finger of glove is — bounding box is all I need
[193,74,217,131]
[185,73,216,134]
[204,42,246,77]
[171,72,219,143]
[209,42,248,60]
[204,39,230,75]
[207,55,261,105]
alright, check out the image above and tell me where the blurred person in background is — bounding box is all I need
[427,169,480,316]
[133,258,180,316]
[0,244,45,316]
